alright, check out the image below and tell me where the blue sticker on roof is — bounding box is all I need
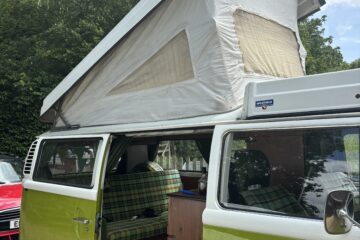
[256,99,274,109]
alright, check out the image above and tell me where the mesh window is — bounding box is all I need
[108,30,194,95]
[234,10,304,78]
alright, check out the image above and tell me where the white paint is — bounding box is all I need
[244,69,360,119]
[204,117,360,239]
[39,108,242,137]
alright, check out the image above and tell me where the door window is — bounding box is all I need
[33,138,101,188]
[219,127,360,221]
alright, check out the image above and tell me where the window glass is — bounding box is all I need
[154,140,208,171]
[219,127,360,221]
[234,10,304,78]
[34,138,101,188]
[0,162,21,183]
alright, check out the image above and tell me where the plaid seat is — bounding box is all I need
[103,170,181,240]
[106,212,168,240]
[241,186,309,216]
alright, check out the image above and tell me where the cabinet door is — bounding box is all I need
[168,196,205,240]
[204,118,360,240]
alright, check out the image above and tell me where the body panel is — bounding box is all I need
[0,183,22,211]
[203,224,297,240]
[21,190,97,240]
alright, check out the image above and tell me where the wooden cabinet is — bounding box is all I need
[167,192,206,240]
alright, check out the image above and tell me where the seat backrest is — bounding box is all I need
[103,169,181,222]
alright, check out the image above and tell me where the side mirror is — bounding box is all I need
[324,190,360,235]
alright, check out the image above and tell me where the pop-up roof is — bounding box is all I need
[40,0,325,128]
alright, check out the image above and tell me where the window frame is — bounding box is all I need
[33,137,103,189]
[217,125,360,221]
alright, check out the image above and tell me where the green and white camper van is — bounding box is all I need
[20,0,360,239]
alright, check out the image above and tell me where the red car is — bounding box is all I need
[0,155,23,240]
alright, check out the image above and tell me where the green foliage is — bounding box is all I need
[350,58,360,69]
[299,16,349,74]
[0,0,138,157]
[172,141,202,159]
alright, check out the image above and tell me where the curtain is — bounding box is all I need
[196,139,212,163]
[147,141,160,162]
[106,136,131,174]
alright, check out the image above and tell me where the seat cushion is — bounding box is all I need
[106,212,168,240]
[241,186,309,216]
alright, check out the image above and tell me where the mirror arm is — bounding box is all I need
[338,209,360,228]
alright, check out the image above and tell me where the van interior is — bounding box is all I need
[33,127,360,240]
[101,131,213,240]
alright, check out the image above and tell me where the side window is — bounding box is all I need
[33,138,101,188]
[219,127,360,221]
[154,140,208,171]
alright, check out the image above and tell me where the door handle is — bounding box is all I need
[73,217,90,225]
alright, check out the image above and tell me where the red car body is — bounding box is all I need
[0,183,22,211]
[0,156,23,240]
[0,183,22,239]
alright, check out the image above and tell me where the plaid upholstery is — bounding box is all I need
[241,186,309,216]
[106,212,167,240]
[103,170,181,240]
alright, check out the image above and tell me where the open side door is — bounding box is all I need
[20,134,111,240]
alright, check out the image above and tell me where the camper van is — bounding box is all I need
[20,0,360,239]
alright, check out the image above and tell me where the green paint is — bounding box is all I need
[203,225,300,240]
[20,189,97,240]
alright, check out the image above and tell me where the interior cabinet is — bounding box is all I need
[167,192,206,240]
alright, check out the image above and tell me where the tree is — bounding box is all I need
[0,0,138,157]
[299,16,349,75]
[349,58,360,69]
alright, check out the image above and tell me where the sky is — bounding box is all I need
[313,0,360,63]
